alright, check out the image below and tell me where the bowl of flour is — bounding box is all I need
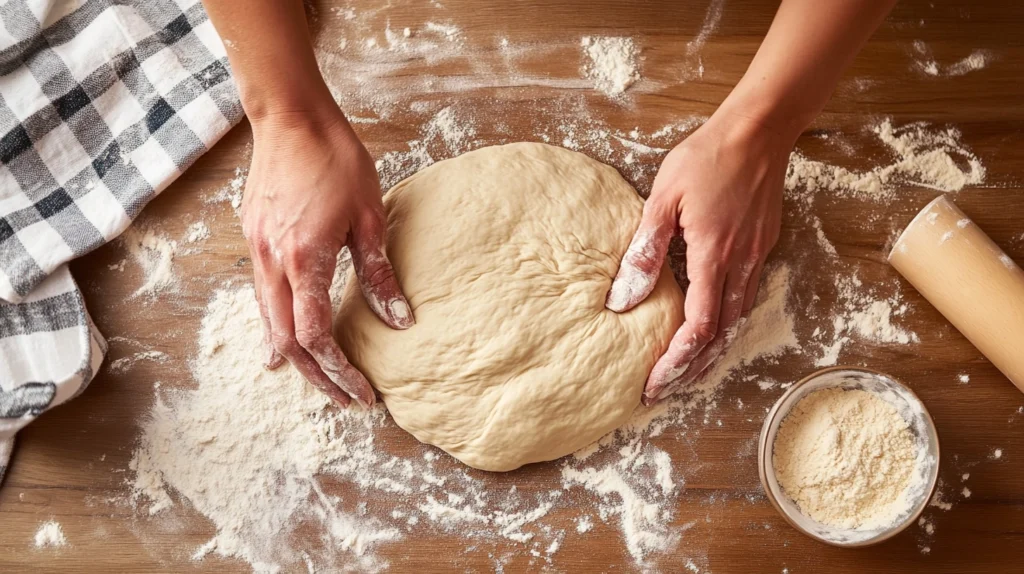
[757,366,940,546]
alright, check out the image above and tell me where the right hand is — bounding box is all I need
[242,108,414,408]
[606,111,788,405]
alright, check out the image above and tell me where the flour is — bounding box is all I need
[128,259,800,572]
[786,119,985,202]
[945,50,989,76]
[373,105,480,188]
[812,274,918,367]
[773,388,919,529]
[108,350,170,374]
[375,140,434,190]
[33,520,67,548]
[688,0,725,55]
[206,166,247,211]
[912,42,988,77]
[130,286,401,573]
[122,227,179,297]
[423,105,477,152]
[581,36,640,96]
[184,221,211,243]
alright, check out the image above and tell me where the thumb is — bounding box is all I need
[605,199,676,313]
[350,212,415,330]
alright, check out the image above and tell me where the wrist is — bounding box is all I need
[247,92,352,144]
[242,78,340,124]
[715,78,815,146]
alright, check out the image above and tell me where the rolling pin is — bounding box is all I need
[889,195,1024,393]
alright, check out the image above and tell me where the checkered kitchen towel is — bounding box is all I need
[0,0,242,483]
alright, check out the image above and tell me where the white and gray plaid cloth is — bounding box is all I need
[0,0,242,483]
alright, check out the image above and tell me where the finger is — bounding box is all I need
[642,261,726,406]
[251,253,285,369]
[350,214,415,330]
[292,265,377,410]
[654,265,751,402]
[264,270,352,408]
[606,200,676,313]
[741,259,765,317]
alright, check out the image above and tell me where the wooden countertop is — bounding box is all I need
[2,0,1023,572]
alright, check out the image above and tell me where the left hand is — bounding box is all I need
[606,111,792,405]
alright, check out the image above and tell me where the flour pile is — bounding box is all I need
[581,36,640,96]
[33,520,68,549]
[773,388,919,529]
[128,263,799,572]
[122,227,180,297]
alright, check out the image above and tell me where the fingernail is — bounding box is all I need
[606,266,656,313]
[606,279,633,312]
[263,341,277,368]
[389,298,414,329]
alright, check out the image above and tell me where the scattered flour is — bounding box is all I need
[33,521,67,548]
[560,265,796,562]
[108,350,170,374]
[913,42,989,77]
[184,221,212,243]
[122,228,179,297]
[207,167,247,211]
[423,105,477,152]
[813,274,918,367]
[130,285,401,573]
[373,105,479,188]
[786,118,985,202]
[687,0,726,55]
[581,36,640,96]
[928,479,956,511]
[128,260,801,572]
[946,51,989,76]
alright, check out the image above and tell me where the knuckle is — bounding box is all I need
[693,319,719,343]
[271,333,300,357]
[294,327,326,350]
[643,194,677,222]
[357,209,387,240]
[361,259,397,289]
[250,235,272,260]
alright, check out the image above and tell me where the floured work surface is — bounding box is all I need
[2,0,1024,572]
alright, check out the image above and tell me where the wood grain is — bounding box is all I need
[3,0,1024,572]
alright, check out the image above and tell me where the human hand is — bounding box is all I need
[242,110,413,408]
[606,112,792,405]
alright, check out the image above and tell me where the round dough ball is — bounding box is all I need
[334,143,684,472]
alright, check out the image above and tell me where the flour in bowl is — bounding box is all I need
[773,388,919,529]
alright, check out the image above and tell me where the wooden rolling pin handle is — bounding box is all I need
[889,195,1024,393]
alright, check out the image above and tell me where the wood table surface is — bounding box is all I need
[2,0,1023,572]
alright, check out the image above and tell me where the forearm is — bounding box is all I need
[719,0,897,141]
[203,0,338,124]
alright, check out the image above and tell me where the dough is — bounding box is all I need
[333,143,684,471]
